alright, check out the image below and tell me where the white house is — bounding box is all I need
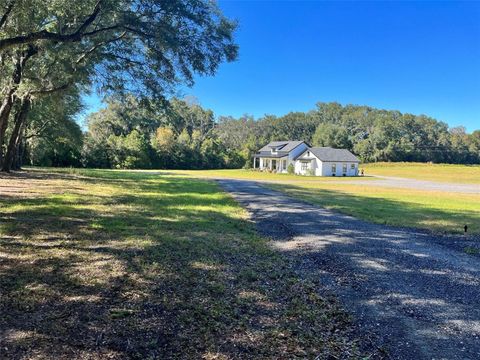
[253,141,309,173]
[294,147,360,176]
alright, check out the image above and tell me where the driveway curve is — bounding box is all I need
[218,179,480,359]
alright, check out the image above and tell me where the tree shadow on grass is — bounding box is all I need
[0,172,362,359]
[217,179,480,359]
[267,183,480,235]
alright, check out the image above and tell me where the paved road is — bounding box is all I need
[346,176,480,194]
[218,179,480,359]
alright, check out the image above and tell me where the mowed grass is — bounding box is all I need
[364,162,480,184]
[172,165,480,235]
[267,182,480,235]
[0,169,360,359]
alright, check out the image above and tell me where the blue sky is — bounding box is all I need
[82,0,480,132]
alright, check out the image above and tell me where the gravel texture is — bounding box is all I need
[218,179,480,360]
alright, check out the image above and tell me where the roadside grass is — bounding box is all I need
[0,169,361,359]
[170,164,480,235]
[363,162,480,184]
[267,182,480,235]
[170,167,479,235]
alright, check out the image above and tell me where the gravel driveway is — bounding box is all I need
[218,179,480,359]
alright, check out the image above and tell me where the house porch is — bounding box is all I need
[253,156,289,172]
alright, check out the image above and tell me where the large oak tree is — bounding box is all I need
[0,0,238,171]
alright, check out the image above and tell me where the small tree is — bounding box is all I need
[287,163,295,174]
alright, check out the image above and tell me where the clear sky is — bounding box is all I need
[82,0,480,132]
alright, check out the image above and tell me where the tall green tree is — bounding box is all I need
[0,0,238,171]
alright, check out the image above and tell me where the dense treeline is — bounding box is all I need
[23,98,480,169]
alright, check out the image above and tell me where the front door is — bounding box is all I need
[272,159,277,170]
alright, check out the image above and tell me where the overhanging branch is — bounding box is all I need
[0,0,15,30]
[0,0,106,51]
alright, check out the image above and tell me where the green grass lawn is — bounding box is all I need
[364,162,480,184]
[0,169,360,359]
[172,165,480,235]
[267,182,480,235]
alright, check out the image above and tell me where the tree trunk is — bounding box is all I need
[0,88,16,166]
[0,47,37,167]
[2,97,29,172]
[12,116,27,170]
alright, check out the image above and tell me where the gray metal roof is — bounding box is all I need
[258,140,305,153]
[301,147,360,162]
[254,151,289,158]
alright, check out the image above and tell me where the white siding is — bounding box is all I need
[320,161,359,176]
[295,150,359,176]
[257,143,360,176]
[277,142,308,173]
[294,149,319,175]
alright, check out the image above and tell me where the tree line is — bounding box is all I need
[22,97,480,169]
[1,1,478,171]
[0,0,237,172]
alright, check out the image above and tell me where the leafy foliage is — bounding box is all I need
[78,97,242,169]
[26,99,480,169]
[287,163,295,174]
[0,0,238,171]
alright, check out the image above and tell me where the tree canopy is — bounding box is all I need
[0,0,238,171]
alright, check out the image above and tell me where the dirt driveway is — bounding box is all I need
[218,179,480,359]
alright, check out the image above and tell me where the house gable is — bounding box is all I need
[297,147,360,162]
[295,149,321,162]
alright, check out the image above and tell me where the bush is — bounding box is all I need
[287,163,295,174]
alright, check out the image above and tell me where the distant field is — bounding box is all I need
[363,162,480,184]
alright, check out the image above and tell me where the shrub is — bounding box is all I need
[287,163,295,174]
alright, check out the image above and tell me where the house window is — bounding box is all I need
[306,151,310,157]
[351,164,355,169]
[264,159,269,168]
[342,163,347,175]
[283,160,287,169]
[301,161,309,171]
[331,164,336,175]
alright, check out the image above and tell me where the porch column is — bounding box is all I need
[253,156,256,169]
